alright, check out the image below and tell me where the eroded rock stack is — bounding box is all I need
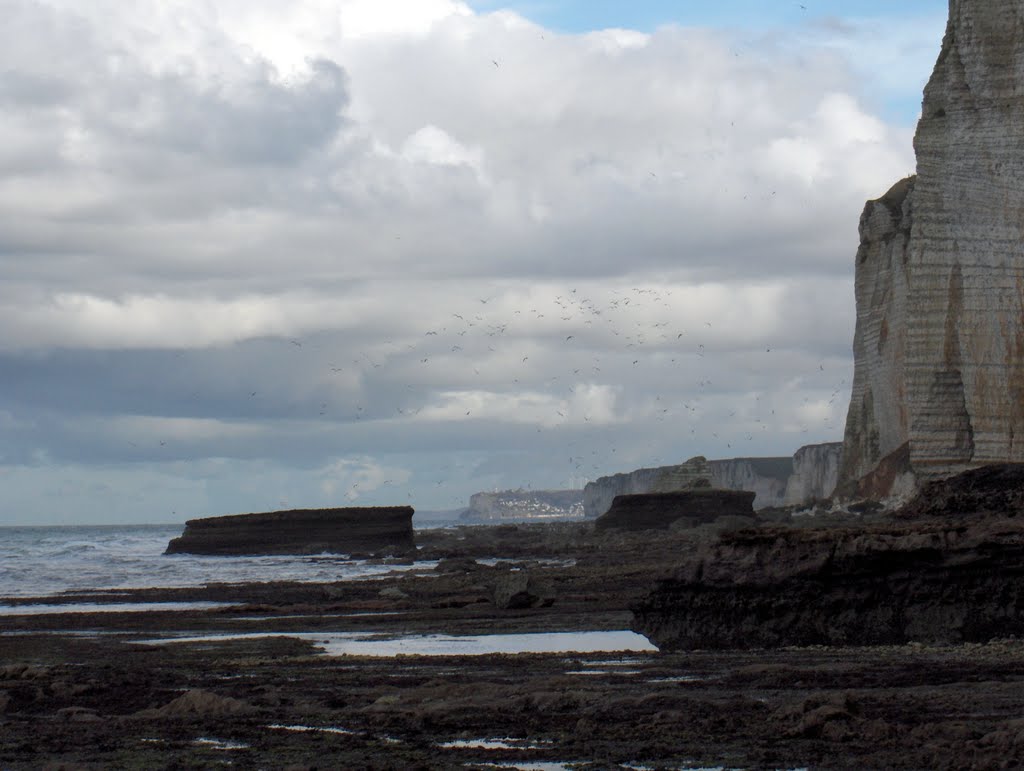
[839,0,1024,498]
[165,506,415,556]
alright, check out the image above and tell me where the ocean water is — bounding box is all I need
[0,523,453,599]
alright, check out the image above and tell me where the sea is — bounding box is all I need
[0,522,659,657]
[0,522,461,600]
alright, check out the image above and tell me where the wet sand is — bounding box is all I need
[3,522,1024,769]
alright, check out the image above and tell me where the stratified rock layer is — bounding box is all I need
[594,490,756,532]
[633,464,1024,649]
[633,515,1024,649]
[840,0,1024,494]
[165,506,415,556]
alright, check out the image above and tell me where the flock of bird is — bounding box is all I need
[213,283,850,504]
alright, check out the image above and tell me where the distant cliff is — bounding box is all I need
[583,456,712,519]
[708,457,791,509]
[460,489,584,522]
[838,0,1024,497]
[584,444,842,518]
[165,506,414,556]
[783,442,843,506]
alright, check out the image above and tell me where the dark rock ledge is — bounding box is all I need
[633,466,1024,650]
[165,506,415,556]
[594,489,756,532]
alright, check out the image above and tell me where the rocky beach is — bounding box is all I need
[4,496,1024,770]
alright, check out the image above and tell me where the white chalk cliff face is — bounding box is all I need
[783,442,842,506]
[839,0,1024,496]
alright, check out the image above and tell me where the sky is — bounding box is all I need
[0,0,948,525]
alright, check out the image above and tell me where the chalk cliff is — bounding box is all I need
[839,0,1024,496]
[584,443,842,518]
[708,457,790,509]
[583,456,712,518]
[783,442,843,506]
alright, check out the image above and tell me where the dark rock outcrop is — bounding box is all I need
[633,466,1024,649]
[165,506,414,556]
[594,490,756,532]
[895,463,1024,519]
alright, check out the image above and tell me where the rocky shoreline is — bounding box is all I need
[4,515,1024,769]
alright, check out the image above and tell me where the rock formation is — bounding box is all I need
[839,0,1024,497]
[594,490,756,532]
[633,467,1024,649]
[165,506,415,556]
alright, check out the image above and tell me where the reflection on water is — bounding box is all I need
[267,724,356,736]
[134,629,657,656]
[0,601,238,616]
[192,738,250,751]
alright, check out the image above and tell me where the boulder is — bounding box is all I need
[491,571,555,610]
[133,689,255,718]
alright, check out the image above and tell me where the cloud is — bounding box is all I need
[0,0,928,522]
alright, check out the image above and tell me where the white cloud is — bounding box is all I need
[318,456,411,500]
[0,0,934,521]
